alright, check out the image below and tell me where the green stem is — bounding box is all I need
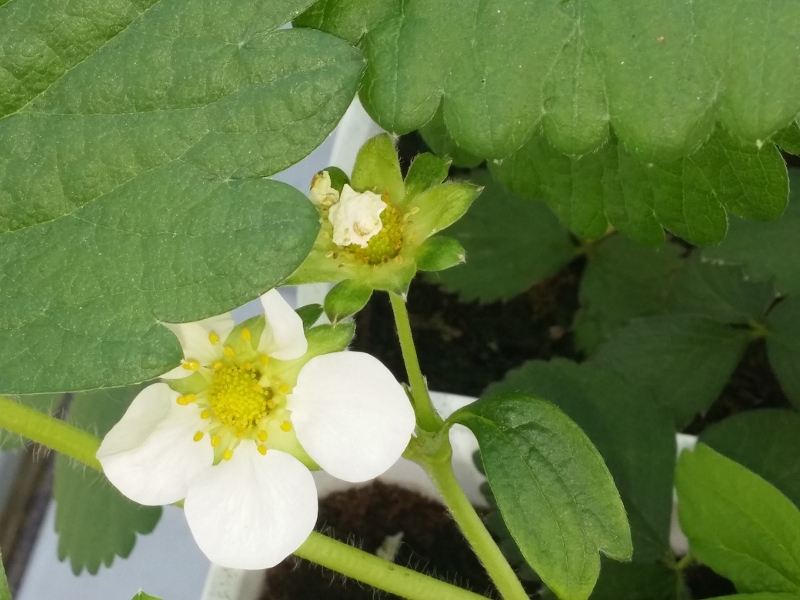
[0,395,101,471]
[388,292,442,432]
[675,550,694,572]
[296,532,488,600]
[0,548,10,600]
[422,457,530,600]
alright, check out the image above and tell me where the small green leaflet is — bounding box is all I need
[451,393,632,600]
[132,593,163,600]
[490,130,788,246]
[0,0,364,394]
[676,444,800,595]
[434,171,575,302]
[701,410,800,508]
[297,0,800,162]
[766,297,800,410]
[0,548,9,600]
[54,386,162,574]
[485,359,675,563]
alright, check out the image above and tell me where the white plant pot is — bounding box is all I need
[199,397,700,600]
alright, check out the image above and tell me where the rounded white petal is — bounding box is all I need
[162,313,234,367]
[257,289,307,360]
[289,352,416,483]
[184,445,317,569]
[328,185,386,248]
[97,383,213,505]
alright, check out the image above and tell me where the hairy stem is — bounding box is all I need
[0,548,9,600]
[389,292,442,432]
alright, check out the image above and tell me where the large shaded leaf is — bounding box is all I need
[592,315,750,427]
[297,0,800,162]
[451,393,631,600]
[766,297,800,410]
[589,561,683,600]
[486,359,675,563]
[434,171,575,301]
[54,386,162,574]
[704,170,800,295]
[701,410,800,508]
[490,130,787,246]
[0,0,364,393]
[676,444,800,595]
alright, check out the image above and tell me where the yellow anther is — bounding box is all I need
[182,359,200,371]
[176,396,189,406]
[257,444,267,456]
[260,354,270,366]
[257,430,268,442]
[267,399,276,410]
[193,431,204,442]
[224,345,235,357]
[241,328,251,341]
[278,383,290,394]
[280,421,292,432]
[223,449,233,461]
[212,360,224,370]
[243,362,253,371]
[200,409,212,420]
[208,332,220,345]
[235,431,243,439]
[211,435,221,447]
[184,394,196,404]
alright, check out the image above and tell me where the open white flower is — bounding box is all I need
[329,184,386,248]
[97,290,415,569]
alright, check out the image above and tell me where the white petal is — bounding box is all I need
[289,352,416,483]
[328,185,385,248]
[184,445,317,569]
[162,313,234,367]
[257,290,307,360]
[97,383,213,505]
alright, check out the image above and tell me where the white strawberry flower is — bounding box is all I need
[329,184,386,248]
[97,290,415,569]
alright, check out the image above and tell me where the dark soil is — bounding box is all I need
[261,481,510,600]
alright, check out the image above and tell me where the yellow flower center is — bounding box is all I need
[208,363,271,434]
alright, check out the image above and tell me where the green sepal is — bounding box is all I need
[131,593,163,600]
[320,166,350,193]
[404,182,483,246]
[165,372,208,396]
[225,316,266,361]
[350,134,405,205]
[404,153,452,202]
[269,322,355,386]
[324,280,373,322]
[415,236,466,272]
[296,304,324,329]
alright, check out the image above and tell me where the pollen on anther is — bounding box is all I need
[241,328,252,341]
[257,444,267,456]
[260,355,270,366]
[223,449,234,461]
[280,421,292,432]
[257,430,268,442]
[224,345,235,357]
[182,359,200,371]
[211,435,221,447]
[176,396,189,406]
[208,332,220,345]
[193,431,204,442]
[200,409,212,420]
[278,383,290,394]
[213,360,224,370]
[267,399,276,410]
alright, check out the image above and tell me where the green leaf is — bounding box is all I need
[298,0,800,160]
[701,409,800,508]
[589,561,682,600]
[486,359,675,563]
[592,315,750,427]
[0,393,63,449]
[0,0,364,394]
[350,133,405,205]
[666,256,775,324]
[415,236,466,272]
[0,549,9,600]
[703,169,800,295]
[404,153,451,202]
[766,297,800,409]
[575,235,683,353]
[451,393,632,600]
[296,304,324,330]
[323,279,373,322]
[418,107,482,169]
[54,386,162,574]
[773,122,800,156]
[131,593,163,600]
[676,444,800,595]
[709,595,800,600]
[434,170,575,302]
[491,130,788,246]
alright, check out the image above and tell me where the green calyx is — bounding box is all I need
[288,134,482,294]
